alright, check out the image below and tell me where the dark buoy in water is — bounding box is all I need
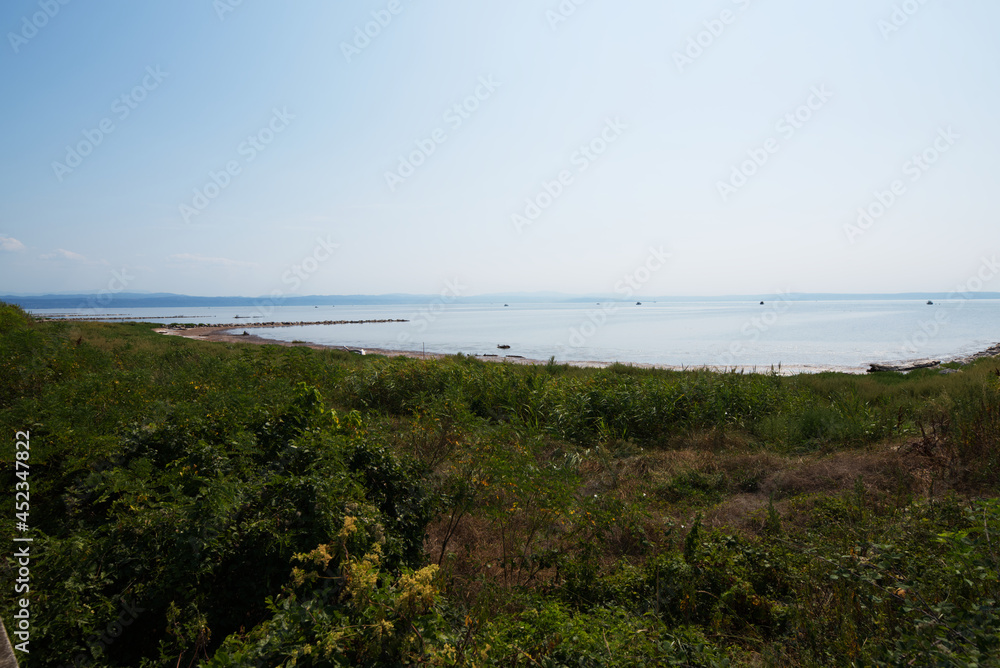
[760,301,764,305]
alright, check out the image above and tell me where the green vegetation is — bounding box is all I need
[2,301,1000,666]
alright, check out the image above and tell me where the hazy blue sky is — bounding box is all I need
[1,0,998,298]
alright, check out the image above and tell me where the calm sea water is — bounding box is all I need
[31,300,1000,373]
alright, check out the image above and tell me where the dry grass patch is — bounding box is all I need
[704,493,772,534]
[706,447,920,535]
[620,442,922,536]
[759,449,910,499]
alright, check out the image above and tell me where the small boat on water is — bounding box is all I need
[636,301,641,305]
[927,300,934,305]
[497,344,511,349]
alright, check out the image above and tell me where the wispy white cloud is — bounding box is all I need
[40,248,88,262]
[168,253,258,268]
[36,248,109,266]
[0,236,25,252]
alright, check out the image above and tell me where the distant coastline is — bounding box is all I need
[10,290,1000,310]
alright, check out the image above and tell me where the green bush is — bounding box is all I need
[4,303,1000,666]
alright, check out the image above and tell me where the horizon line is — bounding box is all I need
[5,290,1000,301]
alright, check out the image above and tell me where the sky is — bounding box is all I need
[1,0,998,299]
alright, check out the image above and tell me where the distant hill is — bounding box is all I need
[1,293,437,309]
[3,291,999,310]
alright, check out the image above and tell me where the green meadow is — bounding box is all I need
[2,301,999,666]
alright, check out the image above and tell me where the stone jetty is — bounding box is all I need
[955,342,1000,364]
[867,360,941,373]
[868,343,1000,373]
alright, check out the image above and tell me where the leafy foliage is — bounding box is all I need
[2,303,1000,666]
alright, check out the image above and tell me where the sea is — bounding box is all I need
[29,299,1000,374]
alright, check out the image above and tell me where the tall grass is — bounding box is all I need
[5,303,1000,666]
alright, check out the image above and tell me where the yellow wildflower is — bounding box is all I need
[395,564,439,617]
[339,515,358,541]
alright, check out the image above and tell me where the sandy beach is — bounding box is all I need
[153,323,892,375]
[156,324,601,367]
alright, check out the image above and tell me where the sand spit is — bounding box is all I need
[153,322,872,374]
[164,318,408,329]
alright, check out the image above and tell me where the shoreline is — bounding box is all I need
[155,324,583,367]
[152,322,1000,375]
